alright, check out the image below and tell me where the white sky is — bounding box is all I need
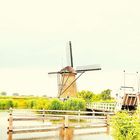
[0,0,140,97]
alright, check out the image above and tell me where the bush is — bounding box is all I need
[6,100,14,108]
[63,98,86,111]
[0,100,6,109]
[31,98,50,110]
[111,111,140,140]
[48,98,63,110]
[0,99,14,109]
[26,100,37,109]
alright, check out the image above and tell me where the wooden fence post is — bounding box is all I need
[42,108,45,123]
[78,110,80,123]
[64,115,69,128]
[8,108,13,140]
[106,114,110,134]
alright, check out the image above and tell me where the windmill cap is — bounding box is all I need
[61,66,77,74]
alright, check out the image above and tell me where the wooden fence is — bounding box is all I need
[7,108,113,140]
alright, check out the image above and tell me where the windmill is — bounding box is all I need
[48,41,101,98]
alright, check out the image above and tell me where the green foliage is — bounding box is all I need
[77,90,94,103]
[0,100,6,109]
[63,98,86,110]
[111,111,140,140]
[25,98,51,110]
[0,89,113,110]
[78,89,113,103]
[26,99,37,109]
[0,97,50,110]
[0,99,14,109]
[92,94,102,101]
[100,89,112,100]
[7,100,14,108]
[48,98,63,110]
[24,97,86,111]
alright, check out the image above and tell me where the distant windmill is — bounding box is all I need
[48,41,101,98]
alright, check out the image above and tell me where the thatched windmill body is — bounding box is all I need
[48,41,101,98]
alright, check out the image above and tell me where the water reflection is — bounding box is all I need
[59,128,73,140]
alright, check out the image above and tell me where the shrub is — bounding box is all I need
[26,100,37,109]
[6,100,14,108]
[111,111,140,140]
[48,98,63,110]
[63,98,86,111]
[0,100,6,109]
[33,99,50,110]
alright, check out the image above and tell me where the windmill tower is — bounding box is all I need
[59,66,77,98]
[48,41,101,98]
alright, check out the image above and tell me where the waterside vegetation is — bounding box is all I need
[111,109,140,140]
[0,89,113,110]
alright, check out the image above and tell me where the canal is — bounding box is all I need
[0,112,113,140]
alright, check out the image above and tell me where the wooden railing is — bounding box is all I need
[7,109,112,140]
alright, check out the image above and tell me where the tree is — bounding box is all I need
[100,89,111,100]
[92,94,102,101]
[0,91,7,96]
[77,90,94,103]
[12,93,19,96]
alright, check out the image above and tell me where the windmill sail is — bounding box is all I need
[76,64,101,72]
[66,41,73,67]
[57,73,61,96]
